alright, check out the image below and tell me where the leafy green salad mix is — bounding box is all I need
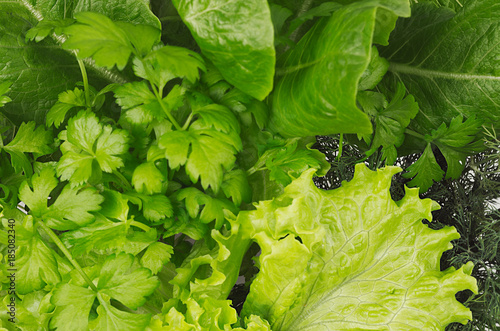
[0,0,498,330]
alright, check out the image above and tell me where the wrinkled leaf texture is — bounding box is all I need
[236,164,477,330]
[172,0,275,100]
[270,0,410,138]
[381,0,500,135]
[0,0,159,124]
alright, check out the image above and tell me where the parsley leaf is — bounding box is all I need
[125,192,173,223]
[133,45,205,90]
[51,253,158,331]
[221,169,252,206]
[91,296,152,331]
[403,143,445,192]
[97,252,159,308]
[47,87,87,128]
[63,12,160,70]
[430,115,483,178]
[62,214,157,256]
[177,187,236,229]
[360,84,419,164]
[57,111,129,186]
[16,215,61,294]
[50,284,96,331]
[140,242,173,275]
[19,167,104,230]
[114,82,184,125]
[159,104,242,192]
[2,122,53,176]
[132,162,165,195]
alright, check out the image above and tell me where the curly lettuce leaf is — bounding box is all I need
[238,164,477,330]
[149,297,270,330]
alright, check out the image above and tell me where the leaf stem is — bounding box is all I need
[112,170,133,191]
[337,134,343,160]
[130,220,151,232]
[38,221,98,292]
[182,112,194,130]
[152,87,183,131]
[77,59,91,110]
[405,128,427,141]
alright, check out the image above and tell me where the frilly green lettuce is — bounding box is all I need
[236,164,477,330]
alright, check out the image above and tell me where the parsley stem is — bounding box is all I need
[38,221,98,292]
[182,112,194,130]
[113,170,133,191]
[152,86,183,131]
[405,129,427,140]
[130,220,151,232]
[77,59,91,110]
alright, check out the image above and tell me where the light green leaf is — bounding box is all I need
[13,290,54,331]
[62,214,157,256]
[19,167,103,230]
[93,295,152,331]
[16,216,61,294]
[141,242,174,275]
[132,162,165,195]
[51,253,156,331]
[221,169,252,206]
[114,81,162,124]
[57,111,128,186]
[63,12,160,70]
[238,164,477,330]
[50,283,96,331]
[125,192,174,223]
[159,129,238,193]
[3,122,53,175]
[381,1,500,134]
[172,0,275,100]
[135,46,205,90]
[4,122,52,155]
[158,297,270,330]
[47,87,87,128]
[98,253,159,309]
[176,187,236,229]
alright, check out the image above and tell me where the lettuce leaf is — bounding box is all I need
[237,164,477,330]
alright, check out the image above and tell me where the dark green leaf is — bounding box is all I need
[402,143,445,192]
[381,1,500,134]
